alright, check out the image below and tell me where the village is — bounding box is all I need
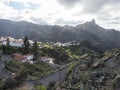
[0,36,81,65]
[0,36,55,65]
[0,36,80,90]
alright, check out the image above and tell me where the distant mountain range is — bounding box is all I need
[0,19,120,51]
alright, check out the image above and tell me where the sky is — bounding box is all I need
[0,0,120,30]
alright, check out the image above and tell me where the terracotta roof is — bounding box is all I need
[13,53,25,61]
[13,41,23,44]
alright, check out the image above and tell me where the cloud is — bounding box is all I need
[6,1,41,10]
[30,17,48,25]
[57,0,81,7]
[55,18,83,25]
[57,0,120,13]
[0,0,120,30]
[83,0,120,13]
[57,0,107,12]
[26,2,41,10]
[8,1,25,10]
[82,0,108,13]
[0,1,18,19]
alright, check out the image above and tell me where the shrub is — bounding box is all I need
[36,85,47,90]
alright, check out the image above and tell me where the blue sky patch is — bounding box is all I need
[9,1,25,10]
[8,1,41,10]
[28,2,40,10]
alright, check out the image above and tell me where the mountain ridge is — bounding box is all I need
[0,19,120,52]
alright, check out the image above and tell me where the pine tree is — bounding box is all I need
[6,38,10,51]
[32,41,39,61]
[7,38,10,46]
[0,55,1,61]
[2,45,6,54]
[2,38,11,54]
[23,36,30,54]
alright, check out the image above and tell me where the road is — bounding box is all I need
[0,62,11,79]
[26,61,83,86]
[26,65,69,86]
[0,55,12,79]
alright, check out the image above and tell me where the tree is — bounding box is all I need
[6,38,10,49]
[23,36,30,54]
[32,41,39,61]
[2,45,6,54]
[48,81,55,90]
[6,38,11,54]
[14,70,27,85]
[0,55,1,61]
[3,70,27,89]
[2,38,11,54]
[3,78,15,89]
[0,79,4,90]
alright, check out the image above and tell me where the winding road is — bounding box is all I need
[0,55,12,79]
[26,60,84,86]
[26,65,69,86]
[0,62,11,79]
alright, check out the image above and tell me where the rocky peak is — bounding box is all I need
[90,19,96,24]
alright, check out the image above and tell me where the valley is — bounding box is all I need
[0,20,120,90]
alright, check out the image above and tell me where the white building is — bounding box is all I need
[0,37,34,47]
[41,57,54,64]
[2,41,23,47]
[13,53,34,64]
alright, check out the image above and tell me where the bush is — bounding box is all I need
[0,79,4,90]
[36,85,47,90]
[48,81,55,88]
[3,70,27,89]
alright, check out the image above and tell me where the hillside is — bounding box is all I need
[56,47,120,89]
[0,19,120,51]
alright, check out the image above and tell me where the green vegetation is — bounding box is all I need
[5,59,24,72]
[0,79,4,90]
[0,38,106,89]
[66,44,96,58]
[36,85,47,90]
[58,49,120,89]
[0,55,1,61]
[22,36,30,54]
[1,38,20,54]
[32,41,39,61]
[2,38,11,54]
[5,60,57,80]
[39,47,70,64]
[68,61,78,73]
[36,41,99,64]
[48,81,55,90]
[0,70,27,90]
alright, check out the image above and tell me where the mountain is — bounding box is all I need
[0,19,120,51]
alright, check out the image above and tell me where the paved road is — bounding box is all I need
[0,62,11,79]
[0,55,12,79]
[26,65,69,86]
[26,61,82,86]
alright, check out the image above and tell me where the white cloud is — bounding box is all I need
[0,1,18,19]
[0,0,120,30]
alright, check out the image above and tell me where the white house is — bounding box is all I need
[41,57,54,64]
[0,37,34,47]
[2,41,23,47]
[13,53,34,64]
